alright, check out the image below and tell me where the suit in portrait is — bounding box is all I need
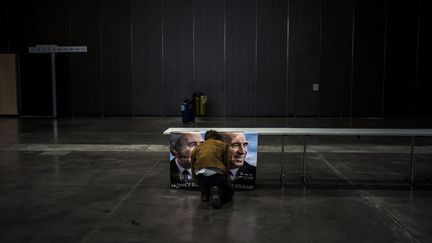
[229,161,256,190]
[170,158,198,189]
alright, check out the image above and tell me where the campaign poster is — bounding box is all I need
[169,132,202,189]
[169,131,258,190]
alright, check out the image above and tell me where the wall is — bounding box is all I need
[0,54,17,115]
[2,0,431,118]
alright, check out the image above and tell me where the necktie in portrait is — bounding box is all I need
[182,170,191,183]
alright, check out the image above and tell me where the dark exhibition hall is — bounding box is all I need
[1,0,431,242]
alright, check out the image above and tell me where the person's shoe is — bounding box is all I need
[210,186,221,209]
[201,188,209,201]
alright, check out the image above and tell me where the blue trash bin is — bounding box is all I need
[181,100,195,124]
[187,100,195,123]
[181,101,188,123]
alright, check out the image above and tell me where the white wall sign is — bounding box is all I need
[28,45,87,53]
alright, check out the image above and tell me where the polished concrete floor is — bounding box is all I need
[1,117,432,243]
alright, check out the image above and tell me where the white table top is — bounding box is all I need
[163,127,432,136]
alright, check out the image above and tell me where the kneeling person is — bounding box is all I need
[191,130,234,209]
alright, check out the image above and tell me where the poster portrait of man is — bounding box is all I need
[169,132,203,189]
[223,132,257,190]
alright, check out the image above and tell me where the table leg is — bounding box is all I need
[301,136,308,186]
[409,136,415,185]
[280,135,286,187]
[404,136,415,187]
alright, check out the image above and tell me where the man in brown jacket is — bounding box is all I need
[191,130,234,209]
